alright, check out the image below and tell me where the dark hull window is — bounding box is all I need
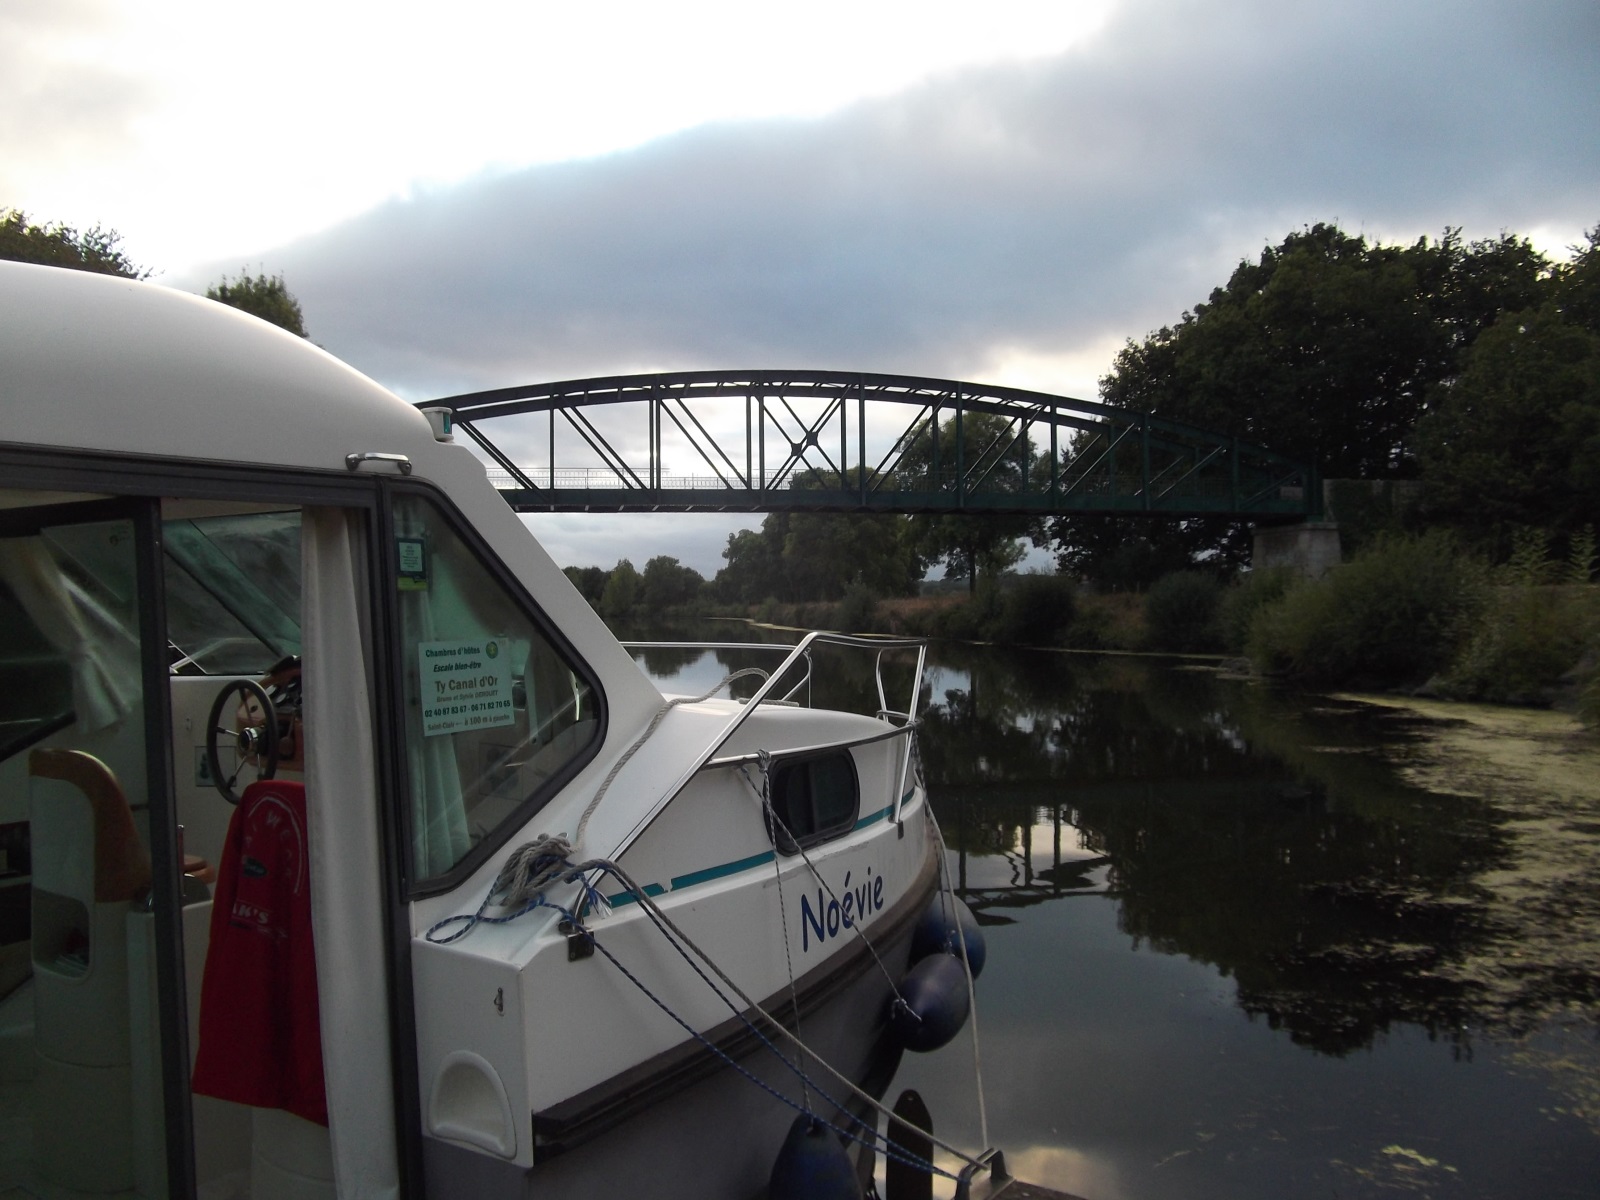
[768,752,859,854]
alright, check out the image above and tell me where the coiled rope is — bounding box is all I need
[426,666,771,943]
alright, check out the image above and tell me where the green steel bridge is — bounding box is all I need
[423,370,1320,520]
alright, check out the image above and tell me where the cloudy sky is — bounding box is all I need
[7,0,1596,575]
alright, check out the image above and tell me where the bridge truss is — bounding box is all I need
[424,370,1319,519]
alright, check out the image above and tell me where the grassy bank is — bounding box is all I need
[734,578,1152,654]
[1244,533,1599,718]
[706,532,1600,727]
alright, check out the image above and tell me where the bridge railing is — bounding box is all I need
[484,465,1307,504]
[434,369,1319,519]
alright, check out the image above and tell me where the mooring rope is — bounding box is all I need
[434,871,945,1175]
[926,800,990,1152]
[589,856,985,1172]
[760,761,809,1111]
[577,904,958,1180]
[738,752,905,999]
[425,845,984,1173]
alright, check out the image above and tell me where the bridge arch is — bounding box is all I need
[425,370,1319,520]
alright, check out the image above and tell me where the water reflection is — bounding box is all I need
[624,624,926,716]
[630,630,1597,1054]
[631,630,1600,1197]
[920,644,1547,1056]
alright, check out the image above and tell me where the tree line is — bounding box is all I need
[1064,222,1599,584]
[7,207,1595,603]
[706,220,1600,600]
[1,208,309,337]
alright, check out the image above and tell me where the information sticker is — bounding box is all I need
[418,637,516,736]
[396,537,428,591]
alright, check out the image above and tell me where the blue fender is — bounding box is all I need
[910,893,986,979]
[889,952,971,1053]
[769,1113,860,1200]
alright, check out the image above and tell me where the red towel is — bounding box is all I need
[192,780,327,1126]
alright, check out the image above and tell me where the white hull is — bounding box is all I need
[423,831,939,1198]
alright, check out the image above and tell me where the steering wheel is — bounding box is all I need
[205,679,280,805]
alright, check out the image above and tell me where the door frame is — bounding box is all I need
[1,445,423,1198]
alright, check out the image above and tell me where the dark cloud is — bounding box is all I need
[236,0,1597,401]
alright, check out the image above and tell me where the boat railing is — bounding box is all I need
[611,632,928,856]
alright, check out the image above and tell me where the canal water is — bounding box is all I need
[630,632,1600,1199]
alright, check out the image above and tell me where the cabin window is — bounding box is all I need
[390,495,602,884]
[767,751,859,854]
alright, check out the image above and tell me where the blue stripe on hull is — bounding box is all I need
[604,793,912,907]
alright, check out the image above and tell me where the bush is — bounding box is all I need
[931,581,1004,642]
[1061,602,1112,649]
[1579,653,1600,729]
[1218,567,1295,653]
[1438,585,1590,704]
[833,583,881,633]
[1247,532,1487,688]
[987,574,1078,646]
[1144,571,1225,652]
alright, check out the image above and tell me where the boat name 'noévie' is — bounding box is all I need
[800,868,884,952]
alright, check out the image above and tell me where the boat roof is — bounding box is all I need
[0,257,673,752]
[0,260,434,473]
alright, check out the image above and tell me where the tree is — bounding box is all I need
[1050,222,1556,583]
[1048,518,1233,590]
[600,559,641,621]
[562,565,608,607]
[0,209,147,278]
[780,508,921,600]
[716,526,785,605]
[779,468,922,600]
[1099,224,1548,479]
[712,471,922,605]
[640,556,705,611]
[206,270,308,337]
[1553,225,1600,332]
[896,412,1037,593]
[1415,226,1600,558]
[1416,305,1600,556]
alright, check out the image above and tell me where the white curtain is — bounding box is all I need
[301,507,400,1200]
[392,502,470,878]
[0,537,138,731]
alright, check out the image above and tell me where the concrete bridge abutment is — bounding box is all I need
[1250,479,1424,578]
[1251,520,1342,579]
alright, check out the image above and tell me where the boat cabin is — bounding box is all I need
[0,262,941,1200]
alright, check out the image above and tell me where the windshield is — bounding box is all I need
[163,512,302,675]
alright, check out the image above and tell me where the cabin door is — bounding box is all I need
[0,494,193,1198]
[2,489,405,1200]
[164,500,402,1200]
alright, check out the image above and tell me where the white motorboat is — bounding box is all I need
[0,261,983,1199]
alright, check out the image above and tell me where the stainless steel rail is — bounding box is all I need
[609,633,928,856]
